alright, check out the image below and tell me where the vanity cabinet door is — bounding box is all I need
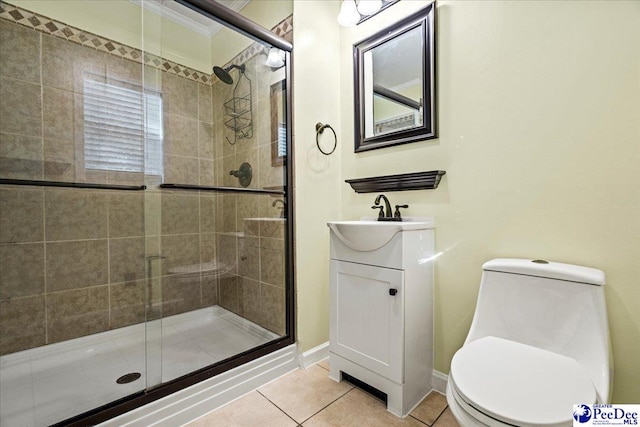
[330,260,404,383]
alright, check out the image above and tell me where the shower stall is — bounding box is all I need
[0,0,293,425]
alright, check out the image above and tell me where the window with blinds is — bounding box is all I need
[277,123,287,157]
[83,77,163,177]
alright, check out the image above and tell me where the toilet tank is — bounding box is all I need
[466,258,611,403]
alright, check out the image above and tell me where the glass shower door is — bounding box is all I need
[0,0,292,424]
[0,1,157,424]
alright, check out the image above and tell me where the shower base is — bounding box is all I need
[0,306,278,427]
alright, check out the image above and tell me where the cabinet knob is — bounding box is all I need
[389,288,398,296]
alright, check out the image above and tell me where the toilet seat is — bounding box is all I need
[450,336,596,427]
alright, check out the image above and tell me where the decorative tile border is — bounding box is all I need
[0,1,212,85]
[0,1,293,86]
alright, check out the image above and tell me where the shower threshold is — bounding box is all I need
[0,306,278,427]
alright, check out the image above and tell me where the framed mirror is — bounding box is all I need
[354,4,436,152]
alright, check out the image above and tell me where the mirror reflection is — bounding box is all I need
[365,26,423,138]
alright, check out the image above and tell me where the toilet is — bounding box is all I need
[446,258,612,427]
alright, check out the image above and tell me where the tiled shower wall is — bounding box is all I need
[0,3,291,356]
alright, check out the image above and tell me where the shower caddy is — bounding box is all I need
[223,64,253,145]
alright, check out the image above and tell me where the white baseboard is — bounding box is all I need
[298,342,330,368]
[99,344,299,427]
[431,369,448,394]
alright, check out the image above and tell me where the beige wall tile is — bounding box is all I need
[161,274,201,317]
[107,55,142,87]
[239,276,260,316]
[0,243,44,300]
[164,155,199,185]
[46,286,109,343]
[43,87,74,141]
[0,296,45,356]
[260,248,284,287]
[197,83,213,124]
[0,76,42,137]
[109,237,145,284]
[201,274,218,307]
[41,33,106,92]
[161,234,200,276]
[216,233,237,275]
[199,159,215,186]
[43,138,75,181]
[259,143,285,188]
[200,232,216,264]
[45,190,108,241]
[216,194,237,233]
[161,193,199,235]
[261,219,285,239]
[0,133,43,180]
[164,113,198,157]
[0,188,44,244]
[198,121,214,159]
[239,236,259,281]
[162,73,198,119]
[261,283,285,335]
[220,155,238,187]
[237,194,264,224]
[110,280,146,329]
[46,240,108,292]
[255,97,271,146]
[108,192,144,238]
[0,20,40,84]
[200,196,216,233]
[218,275,239,314]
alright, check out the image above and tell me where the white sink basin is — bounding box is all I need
[327,219,434,252]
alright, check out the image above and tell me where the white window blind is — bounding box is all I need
[278,123,287,157]
[83,77,163,177]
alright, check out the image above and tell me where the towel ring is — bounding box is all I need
[315,122,337,156]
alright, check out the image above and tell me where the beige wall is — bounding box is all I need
[292,1,342,353]
[293,0,639,403]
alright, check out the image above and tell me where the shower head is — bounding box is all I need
[213,64,245,85]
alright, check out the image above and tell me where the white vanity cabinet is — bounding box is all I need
[327,219,435,417]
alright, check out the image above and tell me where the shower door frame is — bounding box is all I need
[56,1,295,425]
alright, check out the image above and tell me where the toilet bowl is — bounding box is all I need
[446,258,612,427]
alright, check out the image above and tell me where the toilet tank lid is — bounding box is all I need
[482,258,605,286]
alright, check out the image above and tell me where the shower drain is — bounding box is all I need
[116,372,142,384]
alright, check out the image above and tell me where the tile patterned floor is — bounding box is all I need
[186,361,461,427]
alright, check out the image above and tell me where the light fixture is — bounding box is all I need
[265,47,285,68]
[338,0,395,27]
[357,0,382,16]
[337,0,360,27]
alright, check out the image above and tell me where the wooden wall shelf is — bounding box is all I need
[345,170,446,193]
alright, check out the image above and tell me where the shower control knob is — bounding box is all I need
[389,288,398,296]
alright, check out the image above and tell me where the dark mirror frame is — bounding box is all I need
[354,3,436,152]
